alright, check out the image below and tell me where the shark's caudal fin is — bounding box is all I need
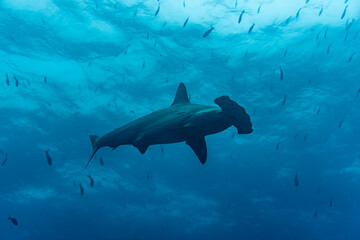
[86,135,100,168]
[171,83,190,107]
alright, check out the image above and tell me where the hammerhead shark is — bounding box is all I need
[86,83,252,167]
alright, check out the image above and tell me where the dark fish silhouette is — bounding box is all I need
[338,114,345,128]
[183,17,189,28]
[257,4,262,14]
[13,75,19,87]
[344,32,349,41]
[147,171,151,179]
[313,210,318,218]
[45,150,52,166]
[327,44,331,55]
[203,26,214,38]
[276,142,280,150]
[80,184,84,196]
[99,157,104,166]
[319,7,323,16]
[296,8,302,19]
[44,76,47,83]
[282,95,287,106]
[329,197,333,207]
[346,19,354,31]
[1,152,7,166]
[155,4,160,16]
[142,61,146,69]
[238,10,245,23]
[133,9,137,17]
[88,175,94,187]
[348,52,355,62]
[8,216,18,226]
[6,73,9,86]
[162,21,166,28]
[284,47,288,57]
[183,0,185,8]
[316,32,320,40]
[235,0,237,8]
[248,23,255,34]
[160,145,164,153]
[306,0,309,3]
[341,5,348,19]
[324,28,328,38]
[280,67,284,80]
[294,173,299,187]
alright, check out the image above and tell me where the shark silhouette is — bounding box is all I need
[86,83,252,167]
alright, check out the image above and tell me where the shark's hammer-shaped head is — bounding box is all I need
[214,96,253,134]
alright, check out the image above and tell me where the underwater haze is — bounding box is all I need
[0,0,360,239]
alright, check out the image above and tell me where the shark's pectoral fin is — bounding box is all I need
[186,136,207,164]
[133,141,148,154]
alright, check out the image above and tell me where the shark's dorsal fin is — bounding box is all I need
[171,83,190,107]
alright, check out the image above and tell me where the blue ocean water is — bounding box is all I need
[0,0,359,239]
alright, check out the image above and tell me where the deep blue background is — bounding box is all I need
[0,0,359,239]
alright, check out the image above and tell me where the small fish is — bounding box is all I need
[13,75,19,87]
[183,17,189,28]
[284,47,288,57]
[248,23,255,34]
[183,0,185,8]
[294,173,299,187]
[142,60,146,69]
[306,0,309,3]
[8,216,18,226]
[327,44,331,55]
[344,32,349,41]
[284,16,293,25]
[345,0,348,3]
[280,67,284,80]
[319,7,323,16]
[235,0,237,8]
[329,197,333,207]
[316,32,320,40]
[339,114,345,128]
[79,184,84,196]
[313,210,318,218]
[296,8,302,19]
[160,145,164,153]
[88,175,94,187]
[276,142,280,150]
[203,26,214,38]
[348,52,354,62]
[346,19,354,31]
[324,28,328,39]
[99,156,104,166]
[44,76,47,83]
[133,9,137,17]
[162,21,166,28]
[316,107,321,114]
[238,10,245,24]
[341,5,348,20]
[257,4,262,14]
[155,4,160,16]
[282,95,287,106]
[6,73,9,86]
[147,171,151,179]
[45,150,52,166]
[1,152,7,166]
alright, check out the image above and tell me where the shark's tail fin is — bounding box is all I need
[86,135,100,168]
[214,96,253,134]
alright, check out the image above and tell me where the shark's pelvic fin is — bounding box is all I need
[186,136,207,164]
[133,140,148,154]
[171,83,190,107]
